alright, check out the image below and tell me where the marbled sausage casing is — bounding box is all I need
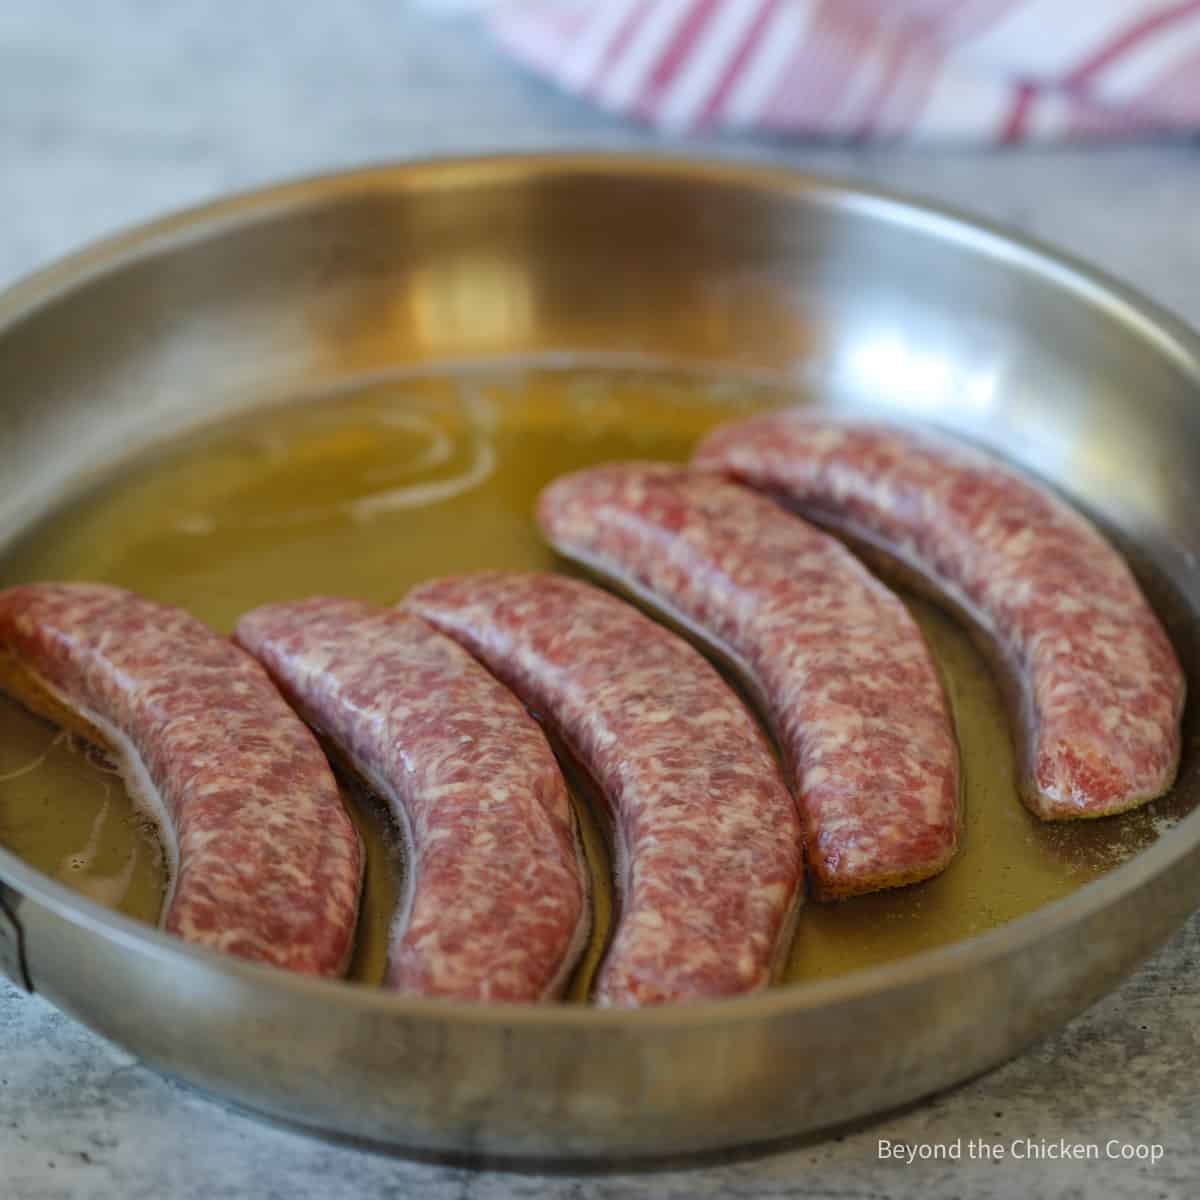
[538,463,961,900]
[236,597,589,1002]
[406,572,804,1008]
[696,414,1186,820]
[0,583,362,976]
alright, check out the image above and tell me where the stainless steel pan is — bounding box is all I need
[1,156,1199,1162]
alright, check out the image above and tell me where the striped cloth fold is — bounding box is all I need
[487,0,1200,141]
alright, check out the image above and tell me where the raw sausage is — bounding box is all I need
[0,583,362,975]
[695,414,1186,819]
[405,572,803,1007]
[538,463,960,899]
[235,597,588,1002]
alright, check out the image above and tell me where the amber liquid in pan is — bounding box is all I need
[0,365,1185,993]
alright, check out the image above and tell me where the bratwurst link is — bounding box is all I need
[695,414,1186,819]
[538,463,961,900]
[235,597,589,1002]
[0,583,362,975]
[406,572,804,1008]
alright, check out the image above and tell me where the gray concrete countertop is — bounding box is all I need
[3,3,1199,1197]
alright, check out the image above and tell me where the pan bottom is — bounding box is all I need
[0,360,1187,992]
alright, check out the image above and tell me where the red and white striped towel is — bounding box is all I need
[486,0,1200,141]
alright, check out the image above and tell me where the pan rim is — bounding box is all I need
[2,150,1199,1030]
